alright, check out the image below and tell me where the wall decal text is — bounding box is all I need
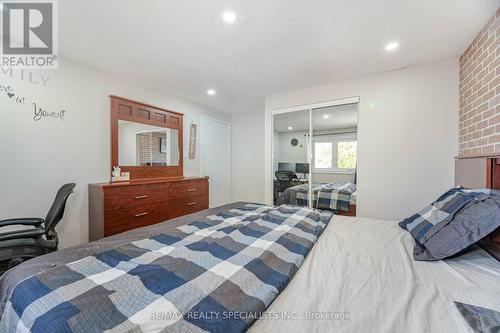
[1,84,67,122]
[0,65,51,87]
[33,102,66,122]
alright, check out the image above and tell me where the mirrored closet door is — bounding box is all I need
[311,104,358,216]
[272,100,359,216]
[273,109,313,208]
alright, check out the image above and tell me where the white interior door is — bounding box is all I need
[201,116,230,207]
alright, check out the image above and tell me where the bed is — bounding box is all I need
[277,182,357,216]
[250,215,499,332]
[0,200,498,332]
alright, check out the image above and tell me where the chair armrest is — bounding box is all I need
[0,228,45,242]
[0,218,44,228]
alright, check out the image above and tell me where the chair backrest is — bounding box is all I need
[275,171,297,192]
[44,183,76,237]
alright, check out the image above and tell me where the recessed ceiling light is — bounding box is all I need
[222,11,237,23]
[385,42,399,52]
[207,89,216,96]
[323,114,330,119]
[287,126,293,130]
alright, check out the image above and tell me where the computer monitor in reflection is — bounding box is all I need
[295,163,309,175]
[278,162,295,172]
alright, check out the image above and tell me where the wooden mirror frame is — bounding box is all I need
[110,95,184,180]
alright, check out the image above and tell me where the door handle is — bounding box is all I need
[135,195,149,199]
[187,188,197,192]
[135,212,149,217]
[186,202,197,206]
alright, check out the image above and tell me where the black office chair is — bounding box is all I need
[0,183,76,273]
[275,171,298,194]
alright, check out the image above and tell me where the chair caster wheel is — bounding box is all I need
[8,258,24,269]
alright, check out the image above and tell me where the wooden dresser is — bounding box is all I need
[89,177,208,241]
[89,96,211,241]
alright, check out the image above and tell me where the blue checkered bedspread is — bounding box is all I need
[296,183,356,212]
[0,204,332,333]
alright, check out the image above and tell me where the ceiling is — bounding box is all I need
[58,0,498,114]
[274,103,358,132]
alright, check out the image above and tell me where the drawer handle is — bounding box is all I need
[135,195,149,199]
[186,202,197,206]
[187,188,197,192]
[135,212,149,217]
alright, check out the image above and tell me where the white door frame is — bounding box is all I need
[269,96,360,205]
[200,115,231,204]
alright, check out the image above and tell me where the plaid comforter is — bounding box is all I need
[296,183,356,212]
[0,204,332,333]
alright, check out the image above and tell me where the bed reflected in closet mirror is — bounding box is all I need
[311,104,358,216]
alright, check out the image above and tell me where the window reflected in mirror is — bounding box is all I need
[313,134,357,172]
[118,120,179,166]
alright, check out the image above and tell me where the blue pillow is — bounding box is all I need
[399,188,500,261]
[464,188,500,197]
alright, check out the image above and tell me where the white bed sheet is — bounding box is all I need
[350,191,357,205]
[250,216,500,333]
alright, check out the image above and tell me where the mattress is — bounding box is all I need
[249,215,500,332]
[1,205,498,332]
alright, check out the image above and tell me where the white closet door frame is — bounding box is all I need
[200,115,231,205]
[270,96,360,208]
[272,96,360,114]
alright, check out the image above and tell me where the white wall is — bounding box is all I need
[0,57,229,248]
[265,58,459,220]
[230,110,265,203]
[312,173,354,184]
[169,128,179,166]
[118,122,139,166]
[277,131,308,164]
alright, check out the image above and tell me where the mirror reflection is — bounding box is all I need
[272,103,359,216]
[118,120,179,166]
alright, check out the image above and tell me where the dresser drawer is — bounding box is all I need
[104,202,169,237]
[90,177,210,241]
[104,183,168,210]
[169,195,208,218]
[169,179,208,199]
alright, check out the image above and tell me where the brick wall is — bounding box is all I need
[459,8,499,157]
[137,132,167,165]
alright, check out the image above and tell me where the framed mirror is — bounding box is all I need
[110,96,184,180]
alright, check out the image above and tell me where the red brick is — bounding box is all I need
[483,108,495,119]
[483,126,495,136]
[489,114,500,125]
[477,85,489,97]
[458,10,498,158]
[482,89,495,103]
[488,134,500,144]
[482,145,495,154]
[477,120,488,129]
